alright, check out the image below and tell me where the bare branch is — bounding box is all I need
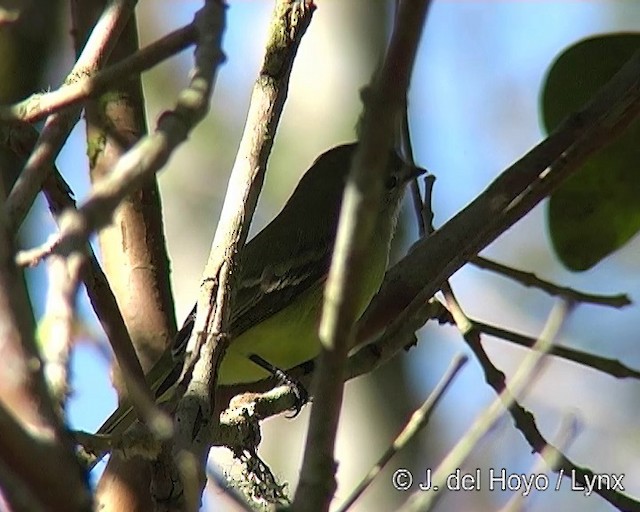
[167,1,315,506]
[0,23,196,124]
[463,316,638,510]
[398,300,571,511]
[294,2,432,509]
[336,354,468,512]
[4,0,137,233]
[358,49,640,345]
[473,318,640,380]
[472,256,631,308]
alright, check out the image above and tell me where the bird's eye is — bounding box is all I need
[385,175,399,190]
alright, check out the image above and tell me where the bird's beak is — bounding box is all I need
[399,162,429,185]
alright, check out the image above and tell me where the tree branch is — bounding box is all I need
[398,301,571,511]
[294,1,432,510]
[358,49,640,344]
[3,0,137,233]
[167,1,315,507]
[0,23,196,124]
[471,255,631,308]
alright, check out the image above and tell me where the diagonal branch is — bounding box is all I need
[463,319,639,511]
[397,301,571,511]
[472,318,640,380]
[358,49,640,344]
[3,0,137,233]
[471,255,631,308]
[336,354,468,512]
[0,23,196,124]
[164,1,315,507]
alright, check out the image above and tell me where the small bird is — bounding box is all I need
[96,143,422,439]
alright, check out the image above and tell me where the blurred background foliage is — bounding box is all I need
[7,1,640,511]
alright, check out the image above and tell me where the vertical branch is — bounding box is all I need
[169,0,315,506]
[293,1,432,510]
[69,2,177,510]
[76,2,177,386]
[0,184,89,511]
[41,252,85,407]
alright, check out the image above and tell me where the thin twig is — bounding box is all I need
[336,354,468,512]
[473,318,640,380]
[465,318,639,510]
[15,233,59,267]
[442,275,639,510]
[402,111,431,238]
[397,300,571,511]
[499,414,580,512]
[472,255,631,308]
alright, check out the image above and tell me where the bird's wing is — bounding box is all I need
[170,229,333,362]
[230,244,331,336]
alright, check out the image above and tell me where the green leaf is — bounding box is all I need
[541,33,640,271]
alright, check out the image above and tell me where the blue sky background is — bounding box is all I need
[25,1,640,510]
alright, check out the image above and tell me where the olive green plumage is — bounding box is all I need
[96,143,410,439]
